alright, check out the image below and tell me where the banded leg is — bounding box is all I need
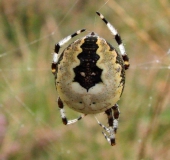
[58,97,86,125]
[95,104,120,146]
[112,104,120,133]
[51,29,86,74]
[96,12,129,70]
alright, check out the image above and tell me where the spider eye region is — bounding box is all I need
[87,32,98,37]
[73,36,103,91]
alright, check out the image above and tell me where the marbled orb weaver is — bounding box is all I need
[51,12,129,146]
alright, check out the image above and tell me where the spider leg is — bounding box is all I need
[58,97,87,125]
[111,104,120,133]
[95,104,120,146]
[95,117,110,132]
[51,29,86,74]
[96,12,129,70]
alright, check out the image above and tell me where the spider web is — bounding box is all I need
[0,0,170,159]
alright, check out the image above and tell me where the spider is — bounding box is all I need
[51,12,129,146]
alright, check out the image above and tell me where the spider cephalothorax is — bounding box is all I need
[51,12,129,146]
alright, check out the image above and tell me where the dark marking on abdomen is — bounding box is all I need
[74,37,103,91]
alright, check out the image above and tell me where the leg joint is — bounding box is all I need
[58,97,63,109]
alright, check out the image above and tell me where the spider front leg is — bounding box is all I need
[58,97,86,125]
[96,12,130,70]
[51,29,86,74]
[96,104,120,146]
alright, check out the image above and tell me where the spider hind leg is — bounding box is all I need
[95,104,120,146]
[58,97,86,125]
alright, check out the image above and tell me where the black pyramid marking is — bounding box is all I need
[73,37,103,91]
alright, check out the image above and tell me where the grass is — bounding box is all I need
[0,0,170,159]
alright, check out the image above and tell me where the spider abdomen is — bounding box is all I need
[56,35,125,114]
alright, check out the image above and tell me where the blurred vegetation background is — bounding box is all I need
[0,0,170,159]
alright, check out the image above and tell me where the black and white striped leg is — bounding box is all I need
[95,104,120,146]
[58,97,86,125]
[96,12,130,70]
[112,104,120,133]
[51,29,86,74]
